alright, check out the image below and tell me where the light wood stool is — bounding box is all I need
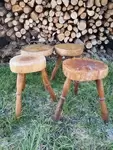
[54,58,109,122]
[9,55,56,118]
[21,43,54,99]
[50,43,84,80]
[21,44,53,56]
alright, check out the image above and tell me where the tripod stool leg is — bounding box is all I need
[22,74,26,91]
[42,69,56,101]
[54,78,71,120]
[74,81,79,95]
[16,73,24,118]
[96,79,108,122]
[50,55,62,80]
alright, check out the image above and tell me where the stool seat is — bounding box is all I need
[10,55,46,73]
[63,58,108,81]
[21,44,53,56]
[55,43,84,56]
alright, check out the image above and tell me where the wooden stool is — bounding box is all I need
[21,44,53,56]
[54,58,109,122]
[50,43,84,80]
[21,43,54,99]
[9,55,56,118]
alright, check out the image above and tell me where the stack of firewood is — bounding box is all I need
[0,0,113,49]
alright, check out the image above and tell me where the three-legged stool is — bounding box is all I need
[54,58,109,122]
[9,54,56,118]
[21,43,53,56]
[21,43,54,95]
[50,43,84,80]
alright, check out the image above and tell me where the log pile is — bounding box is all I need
[0,0,113,50]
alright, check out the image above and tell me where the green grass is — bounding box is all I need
[0,59,113,150]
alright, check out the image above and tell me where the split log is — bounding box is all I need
[24,5,32,14]
[30,11,38,21]
[101,0,108,6]
[12,5,22,12]
[57,33,65,41]
[87,0,94,8]
[35,5,43,13]
[28,0,35,7]
[19,2,25,8]
[78,20,86,31]
[71,0,78,5]
[5,2,12,10]
[6,28,14,37]
[86,41,92,49]
[95,0,101,7]
[62,0,69,7]
[71,11,77,19]
[78,7,85,16]
[11,0,17,5]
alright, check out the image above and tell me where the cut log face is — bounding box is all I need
[30,11,38,21]
[57,33,65,41]
[71,11,77,19]
[87,10,95,16]
[101,0,108,6]
[35,5,43,13]
[78,20,86,31]
[51,0,57,8]
[78,7,85,16]
[64,12,70,20]
[71,0,78,5]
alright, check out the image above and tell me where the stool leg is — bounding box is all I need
[42,69,56,101]
[22,74,26,91]
[96,79,108,122]
[50,55,62,80]
[16,73,24,118]
[74,81,79,95]
[53,78,71,120]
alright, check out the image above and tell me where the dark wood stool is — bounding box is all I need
[9,55,56,118]
[50,43,84,80]
[54,58,109,122]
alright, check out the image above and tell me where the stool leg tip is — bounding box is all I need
[102,113,109,123]
[52,114,63,121]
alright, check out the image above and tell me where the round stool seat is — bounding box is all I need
[21,44,53,56]
[63,58,108,81]
[55,43,84,56]
[10,55,46,73]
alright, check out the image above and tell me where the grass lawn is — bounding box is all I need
[0,59,113,150]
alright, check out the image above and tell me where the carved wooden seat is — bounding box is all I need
[9,55,56,118]
[21,44,53,56]
[54,58,109,122]
[63,58,108,81]
[50,43,84,80]
[55,43,84,56]
[10,55,46,73]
